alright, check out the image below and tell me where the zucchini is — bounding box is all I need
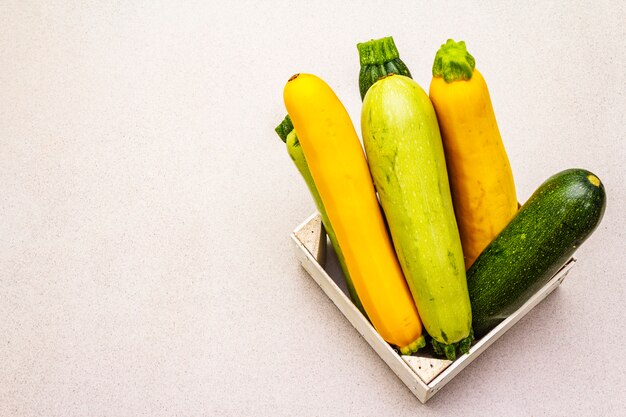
[429,39,518,269]
[361,74,472,360]
[284,73,425,354]
[274,115,367,316]
[468,169,606,336]
[357,36,411,100]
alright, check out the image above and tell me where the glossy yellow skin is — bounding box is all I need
[284,73,424,352]
[429,69,518,269]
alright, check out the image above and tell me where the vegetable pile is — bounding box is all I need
[275,37,606,360]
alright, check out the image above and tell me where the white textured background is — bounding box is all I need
[1,1,625,416]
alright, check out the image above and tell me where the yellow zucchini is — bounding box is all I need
[283,73,424,354]
[429,39,518,269]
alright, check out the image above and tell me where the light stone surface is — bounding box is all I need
[1,1,625,416]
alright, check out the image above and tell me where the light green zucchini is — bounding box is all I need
[275,116,367,317]
[361,74,473,360]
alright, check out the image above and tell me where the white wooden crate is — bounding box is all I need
[292,212,576,403]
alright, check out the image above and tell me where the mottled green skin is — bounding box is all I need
[357,36,412,100]
[361,75,473,360]
[432,39,475,83]
[468,169,606,337]
[275,116,367,317]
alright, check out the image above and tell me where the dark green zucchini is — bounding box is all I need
[468,169,606,337]
[357,36,411,100]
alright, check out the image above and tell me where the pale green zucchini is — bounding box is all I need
[361,74,473,360]
[275,116,367,317]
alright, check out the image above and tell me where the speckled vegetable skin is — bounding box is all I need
[357,36,411,100]
[274,116,367,316]
[468,169,606,336]
[361,74,472,360]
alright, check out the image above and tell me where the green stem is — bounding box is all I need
[432,39,476,83]
[274,114,294,143]
[357,36,412,99]
[357,36,400,66]
[399,335,426,355]
[431,328,474,361]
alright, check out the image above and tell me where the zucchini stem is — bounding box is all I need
[357,36,400,66]
[357,36,412,99]
[431,329,474,361]
[399,335,426,355]
[432,39,476,83]
[275,114,294,143]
